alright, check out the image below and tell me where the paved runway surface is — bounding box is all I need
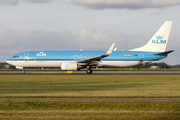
[1,98,180,101]
[0,72,180,76]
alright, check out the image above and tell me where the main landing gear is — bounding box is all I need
[86,68,92,74]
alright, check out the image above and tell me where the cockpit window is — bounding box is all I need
[13,55,19,58]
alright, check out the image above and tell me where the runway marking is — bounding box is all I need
[1,98,180,101]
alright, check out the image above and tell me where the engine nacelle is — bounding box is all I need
[61,62,78,71]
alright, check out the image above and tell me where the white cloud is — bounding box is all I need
[72,0,180,10]
[72,27,124,43]
[0,0,56,5]
[23,0,56,3]
[0,0,19,5]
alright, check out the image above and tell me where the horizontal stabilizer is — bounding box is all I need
[154,50,174,55]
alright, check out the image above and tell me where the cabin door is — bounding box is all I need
[139,53,144,62]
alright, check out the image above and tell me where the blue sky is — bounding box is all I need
[0,0,180,65]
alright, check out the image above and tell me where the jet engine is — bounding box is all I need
[61,62,78,70]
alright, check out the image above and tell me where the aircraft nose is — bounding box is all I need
[6,57,13,63]
[6,58,12,61]
[6,60,10,65]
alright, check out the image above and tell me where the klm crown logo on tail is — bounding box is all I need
[152,35,166,44]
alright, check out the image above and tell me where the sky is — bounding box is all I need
[0,0,180,65]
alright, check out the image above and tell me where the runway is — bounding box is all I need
[0,72,180,76]
[0,98,180,101]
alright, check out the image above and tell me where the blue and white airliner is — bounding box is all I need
[6,21,174,74]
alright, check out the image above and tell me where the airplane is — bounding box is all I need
[6,21,174,74]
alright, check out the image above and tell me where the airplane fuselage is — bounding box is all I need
[6,51,166,68]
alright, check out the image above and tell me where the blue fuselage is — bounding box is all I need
[7,51,166,62]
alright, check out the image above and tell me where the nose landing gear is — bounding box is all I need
[21,70,25,74]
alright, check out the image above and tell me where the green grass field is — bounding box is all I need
[0,75,180,119]
[0,75,180,98]
[0,101,180,120]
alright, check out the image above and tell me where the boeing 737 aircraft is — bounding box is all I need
[6,21,174,74]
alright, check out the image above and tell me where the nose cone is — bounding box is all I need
[6,59,11,64]
[6,59,17,67]
[6,57,14,65]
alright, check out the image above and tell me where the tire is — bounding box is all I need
[21,70,25,74]
[86,69,92,74]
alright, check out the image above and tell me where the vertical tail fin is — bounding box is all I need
[130,21,173,52]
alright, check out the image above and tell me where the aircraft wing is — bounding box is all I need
[78,43,115,66]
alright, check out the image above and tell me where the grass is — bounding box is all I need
[0,76,180,98]
[0,101,180,120]
[1,69,180,73]
[0,76,180,119]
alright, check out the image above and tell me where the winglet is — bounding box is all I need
[105,43,115,56]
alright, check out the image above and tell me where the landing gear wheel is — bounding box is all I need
[21,70,25,74]
[86,69,92,74]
